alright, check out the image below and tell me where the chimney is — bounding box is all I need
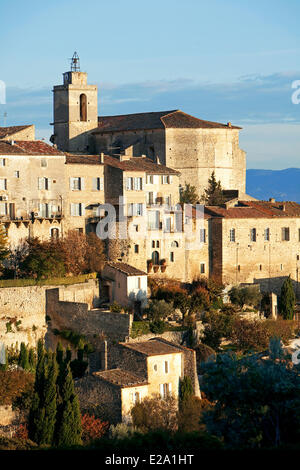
[227,122,232,128]
[156,156,160,165]
[10,140,15,145]
[269,198,275,203]
[280,203,286,211]
[100,152,104,164]
[100,340,108,370]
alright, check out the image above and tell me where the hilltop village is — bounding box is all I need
[0,55,300,450]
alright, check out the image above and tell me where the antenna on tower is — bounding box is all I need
[69,52,80,72]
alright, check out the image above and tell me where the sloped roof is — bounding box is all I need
[0,140,63,156]
[106,262,147,276]
[65,154,104,165]
[205,201,300,219]
[93,368,148,388]
[0,125,32,139]
[121,339,183,356]
[95,110,241,133]
[104,155,180,175]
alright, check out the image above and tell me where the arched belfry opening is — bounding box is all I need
[80,93,87,121]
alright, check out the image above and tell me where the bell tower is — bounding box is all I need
[51,52,98,152]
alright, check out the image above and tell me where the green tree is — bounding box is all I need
[28,343,58,446]
[278,276,296,320]
[55,361,82,447]
[179,376,193,405]
[180,183,199,205]
[21,238,65,279]
[229,286,262,309]
[18,343,30,371]
[201,338,300,448]
[201,171,225,205]
[145,299,174,322]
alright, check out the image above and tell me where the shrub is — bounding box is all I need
[0,370,34,406]
[109,423,141,440]
[109,302,123,313]
[131,395,178,433]
[229,286,262,309]
[81,414,109,444]
[130,321,151,338]
[13,424,29,440]
[145,299,174,322]
[149,320,166,334]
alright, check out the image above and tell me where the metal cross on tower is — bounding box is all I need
[69,52,80,72]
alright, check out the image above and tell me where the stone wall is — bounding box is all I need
[46,287,133,344]
[0,279,100,348]
[75,375,122,423]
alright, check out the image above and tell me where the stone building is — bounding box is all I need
[206,200,300,296]
[75,337,200,424]
[51,57,246,196]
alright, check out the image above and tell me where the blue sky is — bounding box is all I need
[1,0,300,169]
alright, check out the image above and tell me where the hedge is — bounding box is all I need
[0,272,97,288]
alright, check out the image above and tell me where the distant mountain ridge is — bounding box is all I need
[246,168,300,203]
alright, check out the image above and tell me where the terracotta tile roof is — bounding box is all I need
[104,155,180,175]
[106,262,147,276]
[205,201,300,219]
[95,110,241,133]
[65,154,104,165]
[0,140,63,156]
[121,339,183,356]
[0,125,32,139]
[93,368,147,388]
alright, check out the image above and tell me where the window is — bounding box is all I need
[164,217,171,232]
[38,177,51,190]
[264,228,270,241]
[70,203,85,216]
[161,175,172,184]
[170,252,174,262]
[70,177,83,191]
[152,251,159,265]
[152,241,155,248]
[164,195,171,206]
[200,228,206,243]
[51,228,59,239]
[147,192,155,205]
[92,177,104,191]
[126,177,143,191]
[238,265,241,272]
[156,241,159,248]
[171,241,179,247]
[131,392,141,404]
[153,364,157,372]
[282,227,290,241]
[134,244,139,253]
[146,175,154,184]
[259,264,262,271]
[0,179,7,190]
[250,228,257,242]
[14,171,20,178]
[298,229,300,242]
[200,263,205,274]
[128,203,144,216]
[160,383,171,399]
[0,158,6,167]
[0,202,7,216]
[80,93,87,121]
[147,210,160,230]
[39,203,49,218]
[41,159,47,167]
[230,228,235,242]
[280,264,283,270]
[164,361,169,373]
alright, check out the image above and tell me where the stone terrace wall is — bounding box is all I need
[0,279,100,348]
[46,288,133,344]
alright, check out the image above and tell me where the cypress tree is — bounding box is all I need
[28,347,36,372]
[42,352,58,445]
[28,339,46,444]
[179,376,193,406]
[19,342,30,370]
[201,171,225,205]
[55,361,82,447]
[279,276,296,320]
[56,341,64,365]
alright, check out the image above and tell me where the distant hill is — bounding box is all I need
[246,168,300,203]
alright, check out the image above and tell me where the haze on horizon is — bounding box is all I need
[1,0,300,170]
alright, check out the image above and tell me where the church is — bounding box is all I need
[51,53,246,196]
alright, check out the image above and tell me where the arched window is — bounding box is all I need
[152,251,159,265]
[171,241,179,247]
[80,94,87,121]
[50,228,59,239]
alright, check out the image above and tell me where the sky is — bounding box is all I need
[0,0,300,169]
